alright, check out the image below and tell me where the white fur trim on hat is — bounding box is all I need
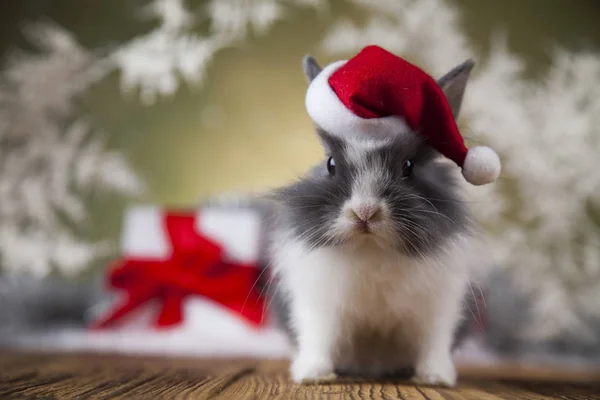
[305,60,410,140]
[461,146,501,185]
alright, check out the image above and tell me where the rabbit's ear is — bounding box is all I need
[437,59,475,118]
[303,55,322,83]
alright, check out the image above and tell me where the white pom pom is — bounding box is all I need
[461,146,501,185]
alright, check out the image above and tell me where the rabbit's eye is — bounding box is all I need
[326,156,336,176]
[402,160,413,177]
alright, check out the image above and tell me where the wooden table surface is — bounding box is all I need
[1,351,599,399]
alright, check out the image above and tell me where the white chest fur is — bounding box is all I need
[272,233,478,384]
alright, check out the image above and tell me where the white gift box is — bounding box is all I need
[83,205,291,358]
[122,206,262,264]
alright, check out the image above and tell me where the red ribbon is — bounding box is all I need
[92,212,265,329]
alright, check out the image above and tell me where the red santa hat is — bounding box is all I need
[305,45,501,186]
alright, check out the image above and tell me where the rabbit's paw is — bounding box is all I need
[291,354,337,384]
[411,356,457,387]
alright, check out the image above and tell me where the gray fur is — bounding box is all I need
[302,55,322,83]
[274,130,471,255]
[269,132,477,345]
[436,59,475,118]
[268,56,482,347]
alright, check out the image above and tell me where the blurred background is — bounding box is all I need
[1,0,600,372]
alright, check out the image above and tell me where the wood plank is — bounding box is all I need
[457,361,600,384]
[0,351,598,399]
[212,367,593,400]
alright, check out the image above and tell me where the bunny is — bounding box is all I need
[267,47,495,387]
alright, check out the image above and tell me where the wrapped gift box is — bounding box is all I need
[86,203,291,358]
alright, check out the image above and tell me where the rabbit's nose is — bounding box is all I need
[350,204,382,222]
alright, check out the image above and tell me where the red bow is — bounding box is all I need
[92,212,266,329]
